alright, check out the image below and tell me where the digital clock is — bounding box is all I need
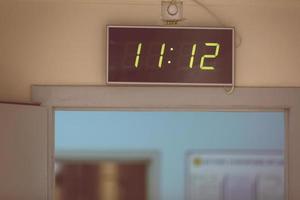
[107,25,234,86]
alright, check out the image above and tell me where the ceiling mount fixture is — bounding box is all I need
[161,0,184,24]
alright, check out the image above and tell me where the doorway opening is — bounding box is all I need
[54,110,285,200]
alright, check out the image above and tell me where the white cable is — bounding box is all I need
[190,0,242,48]
[191,0,225,26]
[224,85,235,95]
[191,0,239,95]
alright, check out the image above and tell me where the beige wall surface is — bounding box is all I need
[0,0,300,101]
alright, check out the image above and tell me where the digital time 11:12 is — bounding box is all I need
[134,42,220,70]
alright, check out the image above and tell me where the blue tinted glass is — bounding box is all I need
[55,111,285,200]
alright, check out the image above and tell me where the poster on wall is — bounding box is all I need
[186,151,284,200]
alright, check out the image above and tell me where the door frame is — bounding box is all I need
[32,85,300,200]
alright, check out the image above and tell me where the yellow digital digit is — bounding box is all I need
[200,42,220,71]
[189,44,197,69]
[134,43,142,68]
[158,43,166,68]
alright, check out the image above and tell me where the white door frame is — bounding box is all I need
[0,103,48,200]
[32,85,300,200]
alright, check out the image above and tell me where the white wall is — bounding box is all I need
[0,0,300,101]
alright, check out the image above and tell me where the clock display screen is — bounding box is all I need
[107,26,234,85]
